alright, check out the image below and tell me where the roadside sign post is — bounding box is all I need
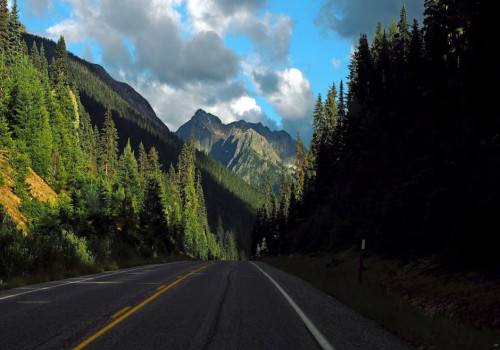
[358,239,365,283]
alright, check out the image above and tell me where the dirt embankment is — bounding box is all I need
[0,152,57,231]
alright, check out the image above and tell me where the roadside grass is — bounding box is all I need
[0,253,189,291]
[262,252,500,350]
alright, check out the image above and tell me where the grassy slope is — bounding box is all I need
[0,152,57,231]
[262,252,500,350]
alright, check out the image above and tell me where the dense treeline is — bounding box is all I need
[0,1,239,282]
[253,0,498,267]
[22,32,261,254]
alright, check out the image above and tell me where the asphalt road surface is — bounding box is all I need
[0,261,415,349]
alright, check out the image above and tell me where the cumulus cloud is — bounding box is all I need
[250,66,315,141]
[44,0,303,140]
[240,13,293,64]
[187,0,293,63]
[46,0,239,86]
[316,0,424,41]
[133,77,261,131]
[187,0,265,36]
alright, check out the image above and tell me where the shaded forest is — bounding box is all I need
[253,0,498,268]
[0,0,240,282]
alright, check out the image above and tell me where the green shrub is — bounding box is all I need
[0,210,30,280]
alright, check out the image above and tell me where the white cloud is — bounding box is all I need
[186,0,293,63]
[231,96,262,117]
[249,65,315,140]
[331,57,341,69]
[252,67,314,121]
[44,0,303,139]
[45,19,84,42]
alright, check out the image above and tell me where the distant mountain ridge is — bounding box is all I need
[176,109,297,189]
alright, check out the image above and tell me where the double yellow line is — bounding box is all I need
[73,262,215,350]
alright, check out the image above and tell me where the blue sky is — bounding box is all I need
[16,0,423,145]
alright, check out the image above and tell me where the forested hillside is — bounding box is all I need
[20,32,261,250]
[0,0,243,283]
[253,1,498,268]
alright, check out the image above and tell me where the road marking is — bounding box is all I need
[250,262,335,350]
[73,262,215,350]
[110,306,130,319]
[156,284,167,291]
[0,261,190,301]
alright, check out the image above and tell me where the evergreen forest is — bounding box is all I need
[0,0,240,283]
[252,1,498,268]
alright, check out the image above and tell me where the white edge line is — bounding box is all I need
[0,260,192,301]
[250,261,335,350]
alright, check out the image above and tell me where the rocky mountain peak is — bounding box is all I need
[176,110,297,189]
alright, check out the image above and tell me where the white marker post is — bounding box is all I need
[358,239,365,283]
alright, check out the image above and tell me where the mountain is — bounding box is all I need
[22,34,261,250]
[176,109,297,189]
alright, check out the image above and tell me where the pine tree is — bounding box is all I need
[147,147,161,178]
[21,40,27,57]
[30,42,39,68]
[117,139,141,199]
[100,105,118,180]
[195,170,210,259]
[138,141,148,184]
[7,0,21,63]
[140,174,169,257]
[294,133,308,201]
[39,43,48,77]
[386,18,398,44]
[0,0,8,54]
[310,93,324,169]
[331,80,347,164]
[55,36,68,85]
[372,21,384,60]
[178,138,199,256]
[396,5,411,61]
[323,83,338,148]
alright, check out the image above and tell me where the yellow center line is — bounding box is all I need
[110,306,130,319]
[156,284,167,291]
[73,262,215,350]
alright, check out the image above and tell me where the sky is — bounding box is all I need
[16,0,424,145]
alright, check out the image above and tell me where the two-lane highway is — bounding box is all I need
[0,261,414,349]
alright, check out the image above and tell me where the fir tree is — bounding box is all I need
[396,5,411,61]
[138,141,148,185]
[100,105,118,180]
[140,175,169,257]
[310,93,324,167]
[7,0,21,63]
[117,139,141,199]
[0,0,8,54]
[372,21,384,60]
[294,133,308,201]
[55,36,68,85]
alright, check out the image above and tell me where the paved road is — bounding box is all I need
[0,261,414,349]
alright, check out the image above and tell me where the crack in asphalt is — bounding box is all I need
[200,268,234,350]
